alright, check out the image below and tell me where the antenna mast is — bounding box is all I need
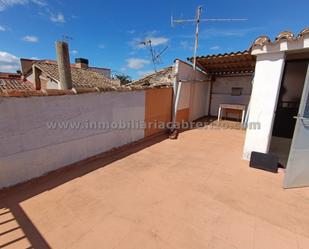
[139,40,168,72]
[193,6,202,70]
[172,5,247,70]
[62,33,74,43]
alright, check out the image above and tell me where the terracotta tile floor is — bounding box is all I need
[1,128,309,249]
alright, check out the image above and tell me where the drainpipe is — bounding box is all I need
[56,41,72,89]
[207,76,214,116]
[171,60,182,135]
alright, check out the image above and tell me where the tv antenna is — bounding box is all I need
[62,33,74,43]
[171,5,247,70]
[139,39,168,72]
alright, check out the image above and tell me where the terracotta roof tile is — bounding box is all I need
[275,31,294,41]
[252,27,309,47]
[130,67,174,88]
[34,62,118,89]
[0,78,34,92]
[0,90,45,97]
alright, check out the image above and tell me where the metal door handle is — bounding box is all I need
[293,116,309,120]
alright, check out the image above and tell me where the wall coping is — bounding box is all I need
[0,85,172,98]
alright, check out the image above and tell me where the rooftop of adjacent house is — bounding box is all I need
[0,72,34,93]
[188,50,256,76]
[33,61,118,89]
[130,67,174,88]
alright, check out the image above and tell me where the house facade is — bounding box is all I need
[243,28,309,188]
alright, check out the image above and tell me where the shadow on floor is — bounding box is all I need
[0,133,168,249]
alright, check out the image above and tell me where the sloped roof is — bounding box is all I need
[34,62,118,89]
[0,78,34,92]
[130,67,174,88]
[188,50,256,76]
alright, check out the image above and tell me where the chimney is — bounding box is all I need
[33,65,41,90]
[56,41,72,89]
[75,58,89,69]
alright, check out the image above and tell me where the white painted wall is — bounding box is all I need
[210,75,253,117]
[178,82,191,110]
[190,82,209,121]
[243,52,285,160]
[0,91,145,188]
[176,60,210,120]
[90,68,111,79]
[47,78,59,89]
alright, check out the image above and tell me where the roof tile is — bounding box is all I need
[130,67,173,88]
[0,78,34,92]
[34,62,118,89]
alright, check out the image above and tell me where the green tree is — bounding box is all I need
[114,74,132,85]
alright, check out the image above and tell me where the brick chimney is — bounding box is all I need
[75,58,89,69]
[56,41,73,89]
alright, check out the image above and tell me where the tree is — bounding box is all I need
[114,74,132,85]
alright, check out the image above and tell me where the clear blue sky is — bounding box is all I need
[0,0,308,79]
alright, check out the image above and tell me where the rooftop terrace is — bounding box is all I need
[1,128,309,249]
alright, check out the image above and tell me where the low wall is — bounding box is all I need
[176,60,210,122]
[190,82,209,121]
[0,89,172,188]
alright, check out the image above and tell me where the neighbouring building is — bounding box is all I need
[20,58,117,90]
[130,67,174,88]
[0,72,34,93]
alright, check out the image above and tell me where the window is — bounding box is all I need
[231,87,243,96]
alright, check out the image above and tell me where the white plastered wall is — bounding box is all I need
[243,52,285,160]
[176,60,210,120]
[0,91,145,188]
[210,75,253,118]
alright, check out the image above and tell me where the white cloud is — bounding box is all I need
[50,13,65,23]
[0,0,46,11]
[31,0,46,6]
[137,70,154,77]
[0,0,27,11]
[127,30,136,34]
[131,34,169,49]
[98,44,105,49]
[180,40,193,51]
[147,36,168,46]
[22,35,39,42]
[126,58,150,70]
[210,45,220,51]
[129,38,143,49]
[0,51,20,72]
[200,27,264,39]
[71,49,78,55]
[0,25,5,31]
